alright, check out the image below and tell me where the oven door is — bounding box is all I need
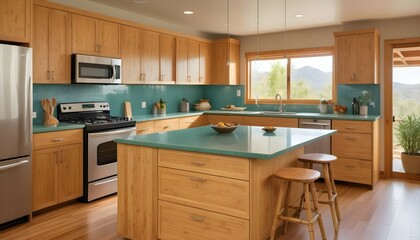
[87,127,136,182]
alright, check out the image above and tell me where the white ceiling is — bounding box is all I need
[89,0,420,36]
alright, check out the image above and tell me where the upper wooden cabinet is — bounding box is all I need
[33,6,71,84]
[121,26,175,84]
[0,0,31,43]
[72,14,120,58]
[176,38,211,85]
[212,38,240,85]
[334,29,379,84]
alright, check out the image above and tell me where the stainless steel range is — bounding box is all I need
[58,102,136,202]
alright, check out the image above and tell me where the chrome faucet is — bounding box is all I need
[275,93,285,112]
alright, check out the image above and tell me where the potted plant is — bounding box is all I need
[319,98,328,113]
[357,91,372,115]
[394,114,420,174]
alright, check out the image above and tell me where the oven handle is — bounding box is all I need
[89,127,136,137]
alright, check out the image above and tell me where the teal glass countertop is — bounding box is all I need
[115,125,336,159]
[33,123,85,133]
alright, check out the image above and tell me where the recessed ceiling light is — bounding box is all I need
[183,10,194,15]
[295,14,304,18]
[133,0,147,3]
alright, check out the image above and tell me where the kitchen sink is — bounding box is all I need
[260,111,297,115]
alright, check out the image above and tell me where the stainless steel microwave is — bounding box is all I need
[72,54,121,84]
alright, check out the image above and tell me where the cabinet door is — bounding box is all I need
[136,121,154,135]
[160,34,175,82]
[33,6,50,83]
[212,42,229,85]
[0,0,31,43]
[187,40,200,83]
[199,42,212,84]
[142,31,160,82]
[33,148,59,211]
[58,144,83,202]
[121,25,142,83]
[100,20,121,58]
[335,36,354,84]
[176,38,188,83]
[72,14,99,55]
[354,34,375,84]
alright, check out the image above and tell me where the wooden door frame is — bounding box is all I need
[384,37,420,181]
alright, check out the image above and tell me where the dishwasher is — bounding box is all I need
[298,119,332,177]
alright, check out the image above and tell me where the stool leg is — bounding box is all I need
[282,181,292,234]
[304,183,315,240]
[328,163,341,221]
[310,181,327,240]
[323,164,339,232]
[270,181,287,240]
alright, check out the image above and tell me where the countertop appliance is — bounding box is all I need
[71,54,121,84]
[58,102,136,202]
[299,119,332,177]
[0,44,32,229]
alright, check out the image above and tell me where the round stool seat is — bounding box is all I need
[273,167,320,183]
[298,153,337,164]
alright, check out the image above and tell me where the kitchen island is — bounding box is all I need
[115,125,335,240]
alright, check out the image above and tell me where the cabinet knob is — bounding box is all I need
[52,138,65,142]
[190,177,207,182]
[190,214,205,222]
[190,161,206,167]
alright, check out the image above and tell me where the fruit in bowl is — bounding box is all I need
[211,122,238,133]
[333,105,348,114]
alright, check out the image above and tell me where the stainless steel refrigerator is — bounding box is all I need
[0,43,32,228]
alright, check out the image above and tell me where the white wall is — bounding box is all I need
[239,16,420,171]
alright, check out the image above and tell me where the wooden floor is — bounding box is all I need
[0,179,419,240]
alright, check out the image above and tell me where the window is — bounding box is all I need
[246,47,335,104]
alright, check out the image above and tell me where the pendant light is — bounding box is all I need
[226,0,231,65]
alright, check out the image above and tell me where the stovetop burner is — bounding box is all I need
[57,101,136,132]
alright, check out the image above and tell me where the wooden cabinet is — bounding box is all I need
[332,120,379,187]
[242,116,298,128]
[33,129,83,211]
[153,118,180,133]
[72,14,120,58]
[207,114,244,125]
[33,6,70,84]
[121,26,174,84]
[0,0,31,43]
[199,42,212,84]
[179,115,207,129]
[212,38,240,85]
[158,149,250,240]
[176,38,210,85]
[136,121,154,135]
[334,29,379,84]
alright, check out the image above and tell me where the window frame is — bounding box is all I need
[245,46,336,105]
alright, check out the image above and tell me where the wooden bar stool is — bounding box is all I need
[270,167,326,240]
[298,153,341,232]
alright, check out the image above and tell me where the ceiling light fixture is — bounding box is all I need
[226,0,231,65]
[132,0,147,3]
[183,10,194,15]
[295,14,304,18]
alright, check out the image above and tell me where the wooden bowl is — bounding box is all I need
[262,126,276,132]
[210,124,238,133]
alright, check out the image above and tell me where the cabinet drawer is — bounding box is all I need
[33,129,83,150]
[158,201,249,240]
[332,120,372,133]
[179,115,207,129]
[136,121,154,135]
[207,115,244,125]
[159,149,249,180]
[332,133,372,160]
[331,157,372,185]
[158,167,249,219]
[153,118,180,133]
[242,116,298,128]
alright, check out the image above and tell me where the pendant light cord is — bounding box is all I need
[284,0,287,55]
[256,0,260,60]
[226,0,231,65]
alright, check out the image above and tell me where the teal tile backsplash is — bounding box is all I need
[34,83,380,124]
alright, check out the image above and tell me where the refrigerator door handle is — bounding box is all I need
[0,160,29,172]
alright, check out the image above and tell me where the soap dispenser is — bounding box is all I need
[352,97,359,115]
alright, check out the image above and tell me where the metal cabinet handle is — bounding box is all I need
[345,127,356,130]
[190,214,205,222]
[0,160,28,172]
[47,70,51,80]
[52,138,65,142]
[190,161,206,167]
[163,126,170,129]
[160,74,165,81]
[138,128,150,131]
[345,165,356,168]
[345,137,356,141]
[190,177,207,182]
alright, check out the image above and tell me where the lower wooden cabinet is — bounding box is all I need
[33,130,83,211]
[242,116,298,128]
[136,121,154,135]
[158,201,250,240]
[207,114,244,125]
[179,115,207,129]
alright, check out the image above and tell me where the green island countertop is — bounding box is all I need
[115,125,336,159]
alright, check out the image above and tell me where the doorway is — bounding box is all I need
[384,37,420,181]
